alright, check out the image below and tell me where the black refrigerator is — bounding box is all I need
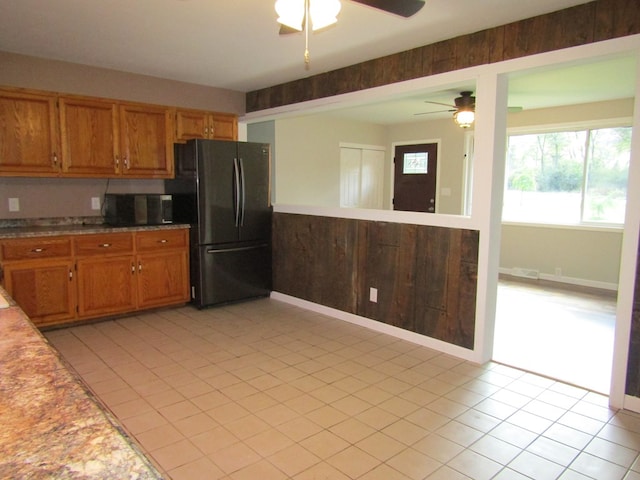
[165,139,272,308]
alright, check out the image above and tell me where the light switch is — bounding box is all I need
[91,197,101,210]
[8,198,19,212]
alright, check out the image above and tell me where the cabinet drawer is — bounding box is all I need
[74,232,134,256]
[136,229,188,252]
[1,237,72,261]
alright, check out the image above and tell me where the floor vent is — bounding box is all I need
[511,267,540,279]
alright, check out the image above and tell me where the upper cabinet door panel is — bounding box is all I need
[176,109,209,141]
[0,89,59,175]
[210,113,237,141]
[119,103,174,178]
[59,97,119,176]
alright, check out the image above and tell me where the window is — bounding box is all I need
[503,126,631,225]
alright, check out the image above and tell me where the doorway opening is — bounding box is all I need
[492,125,631,394]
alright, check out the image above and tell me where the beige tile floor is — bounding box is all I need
[45,298,640,480]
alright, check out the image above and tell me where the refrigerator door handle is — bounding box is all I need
[239,157,246,227]
[206,243,268,254]
[233,157,241,227]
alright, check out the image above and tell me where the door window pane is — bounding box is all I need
[403,152,428,174]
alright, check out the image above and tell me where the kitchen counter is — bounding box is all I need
[0,286,164,479]
[0,220,190,240]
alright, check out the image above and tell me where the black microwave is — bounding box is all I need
[104,194,173,226]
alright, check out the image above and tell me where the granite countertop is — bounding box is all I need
[0,287,164,479]
[0,219,190,240]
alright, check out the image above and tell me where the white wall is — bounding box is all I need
[274,114,386,206]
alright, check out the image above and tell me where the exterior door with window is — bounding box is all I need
[393,143,438,212]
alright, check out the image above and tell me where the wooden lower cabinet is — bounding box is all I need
[2,259,76,327]
[76,255,137,319]
[135,229,190,309]
[0,228,190,327]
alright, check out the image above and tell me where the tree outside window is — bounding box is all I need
[503,127,631,225]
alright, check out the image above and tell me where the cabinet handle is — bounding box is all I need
[204,127,208,135]
[124,156,130,170]
[115,154,120,168]
[159,239,168,244]
[138,261,142,273]
[52,153,58,167]
[99,243,111,248]
[131,263,135,274]
[31,248,46,253]
[69,270,73,280]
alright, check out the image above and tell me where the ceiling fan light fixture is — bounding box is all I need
[454,109,475,128]
[309,0,341,30]
[276,0,341,31]
[275,0,305,30]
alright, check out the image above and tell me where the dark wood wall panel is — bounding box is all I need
[273,213,479,349]
[272,213,359,313]
[356,221,418,331]
[625,228,640,396]
[246,0,640,113]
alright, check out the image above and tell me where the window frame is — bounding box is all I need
[503,117,633,229]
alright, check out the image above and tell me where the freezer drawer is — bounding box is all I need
[193,243,271,308]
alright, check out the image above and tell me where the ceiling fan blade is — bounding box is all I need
[424,100,456,108]
[414,109,455,116]
[351,0,425,17]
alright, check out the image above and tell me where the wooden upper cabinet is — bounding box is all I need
[0,89,60,176]
[176,108,237,142]
[119,103,174,178]
[59,96,119,176]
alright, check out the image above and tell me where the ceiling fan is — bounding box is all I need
[415,91,523,128]
[276,0,425,67]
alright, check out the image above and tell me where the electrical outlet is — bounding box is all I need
[91,197,101,210]
[8,198,19,212]
[369,287,378,303]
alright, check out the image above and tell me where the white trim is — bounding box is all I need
[506,117,633,135]
[498,267,618,291]
[624,395,640,414]
[271,292,477,362]
[273,203,474,230]
[613,54,640,410]
[339,142,386,151]
[502,221,623,233]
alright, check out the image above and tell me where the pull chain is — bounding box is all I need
[304,0,310,69]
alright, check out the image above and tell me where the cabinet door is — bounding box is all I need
[76,256,137,319]
[176,109,209,141]
[0,89,60,175]
[119,103,174,178]
[135,229,190,309]
[59,97,119,176]
[210,113,237,141]
[2,259,76,326]
[136,250,189,309]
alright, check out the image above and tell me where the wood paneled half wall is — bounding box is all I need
[273,213,479,349]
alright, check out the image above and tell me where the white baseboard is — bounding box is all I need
[499,267,618,292]
[271,292,477,362]
[624,395,640,413]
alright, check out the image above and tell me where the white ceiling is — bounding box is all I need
[0,0,598,93]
